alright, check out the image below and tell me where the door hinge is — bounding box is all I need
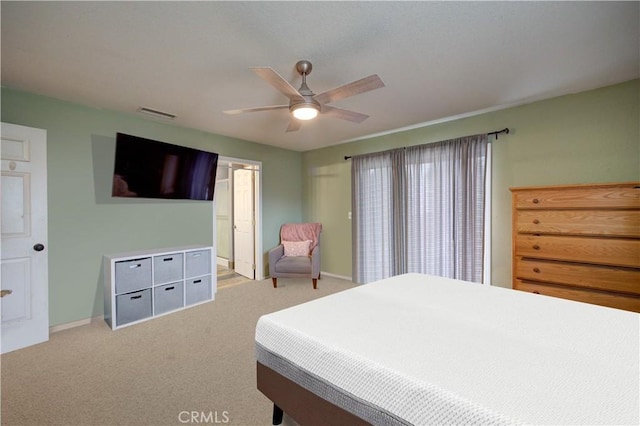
[252,264,256,270]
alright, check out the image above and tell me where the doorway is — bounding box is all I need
[215,157,262,284]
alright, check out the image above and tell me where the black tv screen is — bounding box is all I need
[112,133,218,201]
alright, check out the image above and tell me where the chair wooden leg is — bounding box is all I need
[312,278,317,289]
[272,277,277,288]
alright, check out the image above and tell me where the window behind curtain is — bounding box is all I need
[352,134,488,284]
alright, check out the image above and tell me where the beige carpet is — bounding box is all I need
[0,276,356,425]
[216,266,254,290]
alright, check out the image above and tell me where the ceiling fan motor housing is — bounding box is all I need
[295,60,313,76]
[289,59,321,119]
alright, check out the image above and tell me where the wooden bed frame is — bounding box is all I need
[257,361,370,426]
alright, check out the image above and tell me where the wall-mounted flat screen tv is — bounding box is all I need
[112,133,218,201]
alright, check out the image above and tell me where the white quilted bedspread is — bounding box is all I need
[256,273,639,425]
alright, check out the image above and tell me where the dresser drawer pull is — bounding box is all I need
[532,198,540,204]
[532,219,540,224]
[533,267,540,273]
[532,244,540,250]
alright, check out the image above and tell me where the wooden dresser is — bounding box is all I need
[511,182,640,312]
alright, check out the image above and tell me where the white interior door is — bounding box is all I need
[1,122,49,354]
[233,168,255,279]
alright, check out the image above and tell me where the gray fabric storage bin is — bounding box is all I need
[116,288,152,326]
[153,253,183,284]
[185,249,211,278]
[154,281,184,315]
[185,275,211,305]
[114,257,152,294]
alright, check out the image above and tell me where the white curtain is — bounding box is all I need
[352,134,488,284]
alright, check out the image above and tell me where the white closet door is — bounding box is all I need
[1,122,49,354]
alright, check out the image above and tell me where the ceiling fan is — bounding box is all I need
[223,60,385,132]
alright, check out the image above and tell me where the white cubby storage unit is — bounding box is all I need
[104,245,215,329]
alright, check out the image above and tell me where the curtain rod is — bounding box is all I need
[344,127,509,160]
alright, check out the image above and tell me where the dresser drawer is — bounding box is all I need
[515,280,640,312]
[513,185,640,209]
[516,235,640,268]
[516,259,640,295]
[516,210,640,237]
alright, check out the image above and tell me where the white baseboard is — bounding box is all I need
[320,271,353,282]
[216,257,230,268]
[49,315,103,333]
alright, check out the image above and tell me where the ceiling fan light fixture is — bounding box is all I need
[291,103,319,120]
[227,60,385,131]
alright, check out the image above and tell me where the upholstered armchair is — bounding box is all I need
[269,223,322,289]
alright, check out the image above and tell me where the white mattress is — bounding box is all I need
[256,273,640,425]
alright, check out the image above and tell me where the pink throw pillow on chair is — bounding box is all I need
[282,240,311,257]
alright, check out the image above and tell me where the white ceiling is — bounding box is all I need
[2,1,638,152]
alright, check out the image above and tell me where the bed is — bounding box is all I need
[255,273,639,425]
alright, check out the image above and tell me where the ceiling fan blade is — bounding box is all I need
[322,105,369,123]
[252,67,304,101]
[314,74,385,105]
[223,105,289,115]
[285,119,301,132]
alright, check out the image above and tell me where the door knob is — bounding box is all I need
[33,243,45,252]
[0,289,12,298]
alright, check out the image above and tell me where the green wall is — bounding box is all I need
[1,88,303,326]
[2,80,638,325]
[302,79,640,287]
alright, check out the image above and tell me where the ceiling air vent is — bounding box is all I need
[137,107,176,120]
